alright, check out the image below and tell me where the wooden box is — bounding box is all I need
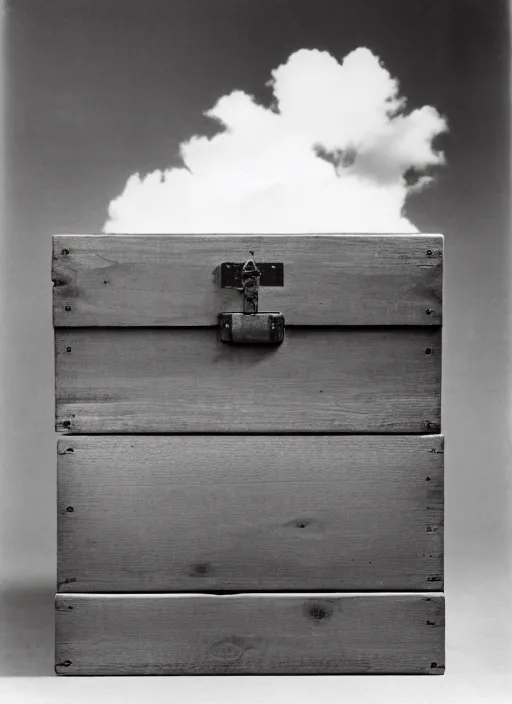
[53,234,444,675]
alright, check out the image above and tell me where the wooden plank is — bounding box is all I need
[57,435,444,593]
[55,327,441,433]
[55,593,445,675]
[52,234,443,327]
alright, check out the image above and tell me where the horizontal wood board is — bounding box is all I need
[52,235,443,327]
[57,435,444,593]
[55,327,441,433]
[55,593,445,675]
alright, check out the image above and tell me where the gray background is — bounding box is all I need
[1,0,511,701]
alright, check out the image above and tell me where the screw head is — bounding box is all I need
[64,305,71,312]
[426,249,433,256]
[66,506,74,513]
[66,346,72,353]
[61,249,69,256]
[62,420,71,428]
[425,347,432,355]
[425,308,433,315]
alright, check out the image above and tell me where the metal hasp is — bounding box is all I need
[220,261,284,290]
[240,258,260,314]
[219,258,285,344]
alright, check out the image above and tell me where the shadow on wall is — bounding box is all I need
[0,587,55,677]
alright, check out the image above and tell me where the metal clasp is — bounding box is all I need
[219,257,285,344]
[240,258,260,314]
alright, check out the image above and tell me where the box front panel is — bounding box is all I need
[57,435,443,593]
[55,594,445,675]
[55,327,441,433]
[52,234,443,327]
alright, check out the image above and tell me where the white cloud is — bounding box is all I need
[104,47,447,234]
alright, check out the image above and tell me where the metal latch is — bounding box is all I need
[219,258,285,344]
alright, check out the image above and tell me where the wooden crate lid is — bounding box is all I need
[52,234,443,327]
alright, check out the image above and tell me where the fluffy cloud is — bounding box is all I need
[104,48,447,234]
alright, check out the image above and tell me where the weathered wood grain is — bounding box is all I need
[57,435,444,592]
[55,593,445,675]
[52,235,443,327]
[55,327,441,433]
